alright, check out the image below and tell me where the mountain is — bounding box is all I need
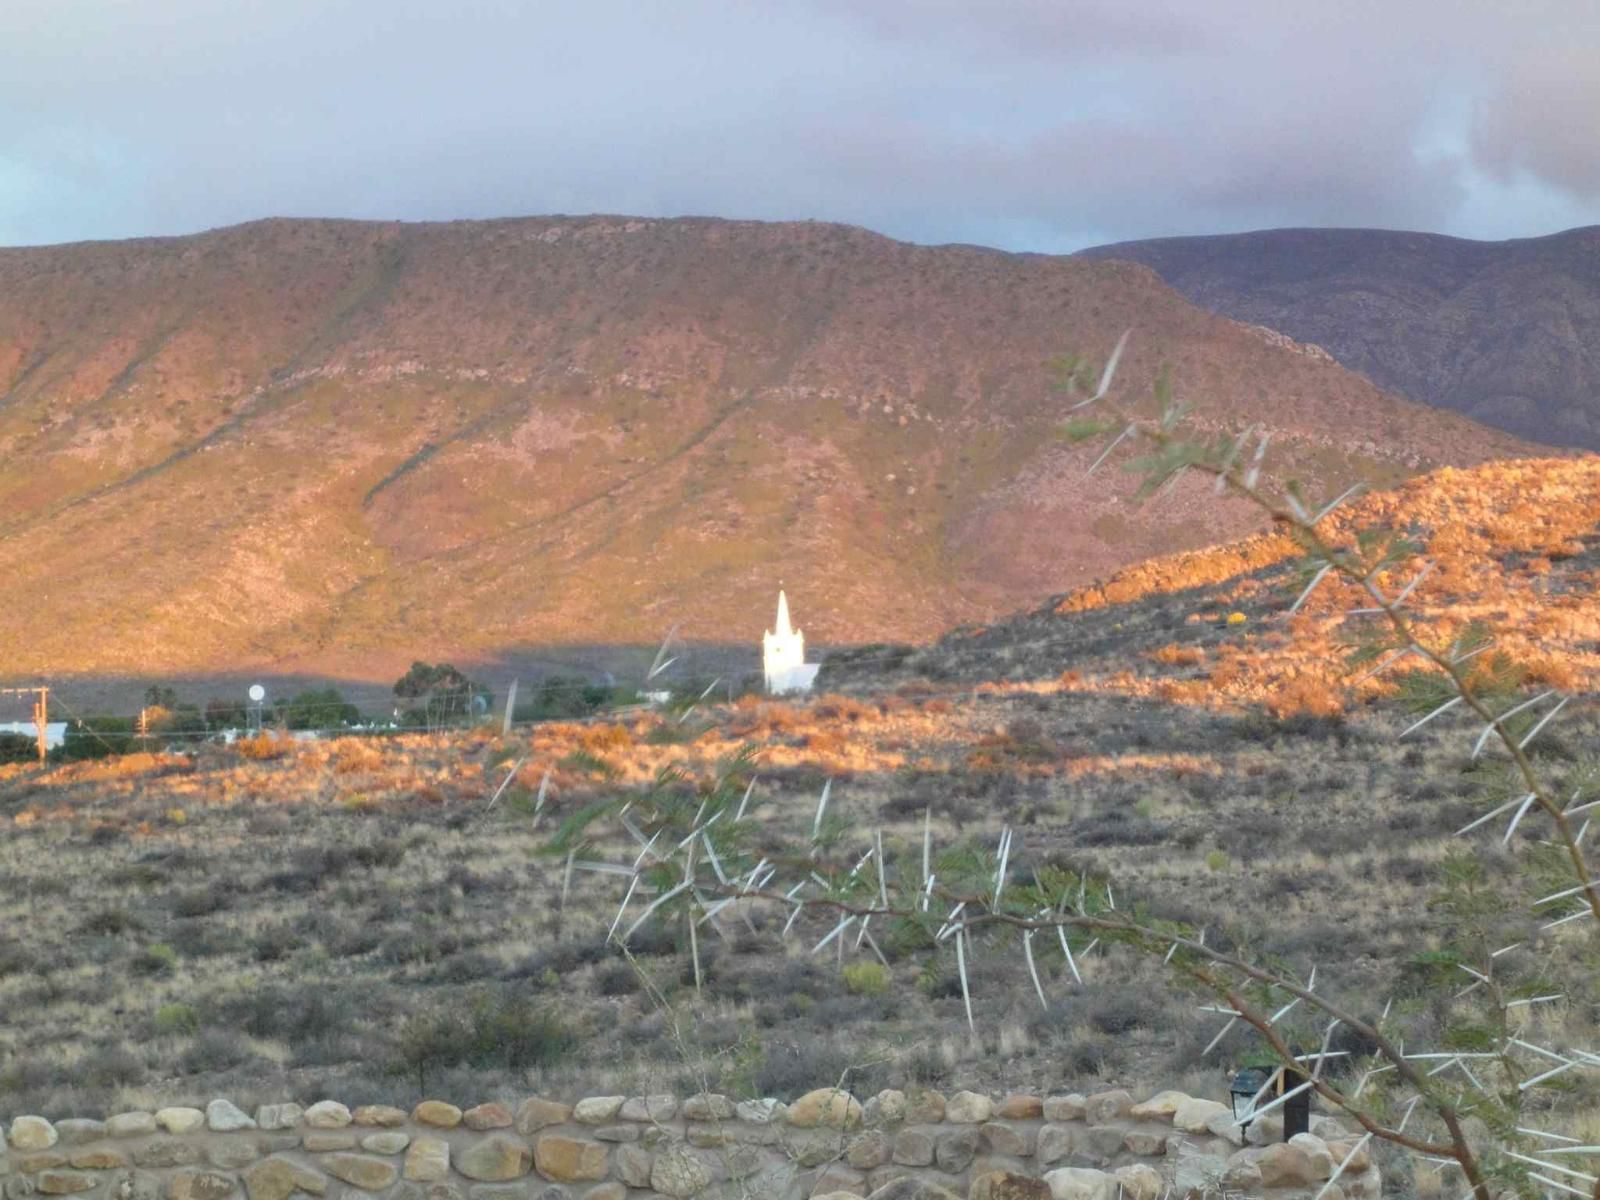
[0,215,1534,683]
[1080,226,1600,450]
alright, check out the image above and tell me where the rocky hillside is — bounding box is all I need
[824,456,1600,709]
[1081,225,1600,449]
[0,216,1532,681]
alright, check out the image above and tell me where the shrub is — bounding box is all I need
[1149,642,1206,667]
[171,886,229,918]
[252,923,300,963]
[79,908,143,936]
[130,943,178,976]
[153,1002,200,1035]
[237,732,290,761]
[594,960,639,996]
[390,989,575,1090]
[841,960,890,996]
[179,1030,251,1076]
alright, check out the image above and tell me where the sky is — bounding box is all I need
[5,0,1600,252]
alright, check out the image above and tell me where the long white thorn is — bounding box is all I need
[734,777,757,822]
[811,779,832,841]
[1455,794,1528,838]
[922,807,932,888]
[1313,1134,1371,1200]
[811,914,855,955]
[1289,564,1333,615]
[1391,561,1433,606]
[623,880,689,942]
[608,874,641,941]
[1094,331,1129,399]
[1519,695,1570,750]
[1023,931,1049,1010]
[1201,1016,1238,1058]
[1473,690,1556,758]
[1086,425,1135,475]
[1502,792,1540,845]
[1056,925,1083,985]
[1400,696,1462,739]
[1313,483,1366,524]
[956,928,975,1032]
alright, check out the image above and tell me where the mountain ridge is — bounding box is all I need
[1080,224,1600,449]
[0,214,1535,682]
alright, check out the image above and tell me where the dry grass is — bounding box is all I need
[3,673,1596,1126]
[5,456,1596,1131]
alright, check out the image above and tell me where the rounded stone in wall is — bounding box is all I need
[861,1177,963,1199]
[132,1144,203,1170]
[461,1105,512,1132]
[529,1135,603,1184]
[392,1182,465,1200]
[8,1120,56,1153]
[109,1170,161,1200]
[412,1104,463,1131]
[303,1102,353,1130]
[932,1126,979,1172]
[168,1171,237,1200]
[969,1171,1052,1200]
[649,1147,711,1198]
[612,1144,651,1189]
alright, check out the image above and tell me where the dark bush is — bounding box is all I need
[171,886,229,918]
[378,926,461,966]
[78,908,143,936]
[179,1031,252,1076]
[1067,810,1170,847]
[594,960,639,996]
[505,940,608,979]
[390,989,575,1091]
[218,984,357,1044]
[252,923,300,963]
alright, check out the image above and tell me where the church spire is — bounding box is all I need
[774,588,792,638]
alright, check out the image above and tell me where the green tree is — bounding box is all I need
[393,662,488,730]
[0,733,36,764]
[143,684,179,710]
[515,675,618,722]
[282,688,362,731]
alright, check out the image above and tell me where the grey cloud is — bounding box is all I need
[1472,44,1600,197]
[2,0,1598,249]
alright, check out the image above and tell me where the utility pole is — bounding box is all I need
[0,686,51,763]
[33,687,48,764]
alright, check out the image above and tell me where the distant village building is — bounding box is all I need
[763,589,820,695]
[0,721,65,750]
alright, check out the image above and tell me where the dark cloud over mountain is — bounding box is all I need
[4,0,1599,249]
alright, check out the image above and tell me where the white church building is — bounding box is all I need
[763,589,820,695]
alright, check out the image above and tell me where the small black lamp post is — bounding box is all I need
[1229,1066,1271,1131]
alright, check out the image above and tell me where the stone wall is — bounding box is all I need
[0,1086,1380,1200]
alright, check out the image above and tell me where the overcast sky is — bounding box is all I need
[5,0,1600,251]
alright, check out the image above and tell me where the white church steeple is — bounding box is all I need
[774,590,793,638]
[763,588,819,694]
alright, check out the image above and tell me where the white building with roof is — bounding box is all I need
[763,589,820,695]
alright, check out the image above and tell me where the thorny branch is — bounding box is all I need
[546,335,1598,1200]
